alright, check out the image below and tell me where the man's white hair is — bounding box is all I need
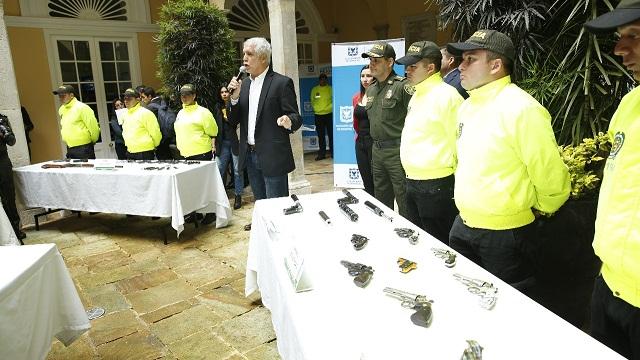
[245,37,272,65]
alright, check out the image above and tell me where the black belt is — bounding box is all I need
[373,138,401,149]
[248,144,256,152]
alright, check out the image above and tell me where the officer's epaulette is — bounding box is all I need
[394,75,406,81]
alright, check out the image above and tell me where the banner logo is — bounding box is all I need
[349,168,361,180]
[340,106,353,123]
[348,47,359,57]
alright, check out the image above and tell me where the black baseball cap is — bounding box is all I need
[447,30,515,62]
[180,84,196,95]
[396,41,442,65]
[52,84,75,95]
[122,88,139,98]
[362,42,396,59]
[584,0,640,33]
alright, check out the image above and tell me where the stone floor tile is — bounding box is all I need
[96,331,167,360]
[125,279,199,314]
[167,330,236,360]
[76,264,142,289]
[195,271,244,294]
[25,231,82,249]
[159,247,212,269]
[46,333,98,360]
[139,300,193,324]
[89,309,142,346]
[85,249,134,272]
[150,304,224,344]
[128,257,168,274]
[198,285,258,320]
[116,268,178,295]
[172,260,239,289]
[209,240,250,274]
[213,307,276,353]
[244,341,281,360]
[61,239,120,260]
[85,284,131,315]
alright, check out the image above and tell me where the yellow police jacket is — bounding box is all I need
[58,97,100,147]
[122,103,162,153]
[593,86,640,308]
[455,76,570,230]
[174,103,218,158]
[310,85,332,115]
[400,72,463,180]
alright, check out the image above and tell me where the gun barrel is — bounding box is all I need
[383,287,418,300]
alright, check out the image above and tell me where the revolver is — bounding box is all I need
[383,287,433,328]
[453,273,498,310]
[337,189,359,205]
[340,260,374,288]
[283,194,303,215]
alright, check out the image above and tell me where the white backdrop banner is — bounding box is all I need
[331,39,405,188]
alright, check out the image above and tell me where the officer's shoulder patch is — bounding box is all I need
[395,75,406,81]
[404,84,415,95]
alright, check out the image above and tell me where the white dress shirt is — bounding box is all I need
[246,68,269,145]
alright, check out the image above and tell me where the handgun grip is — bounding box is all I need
[410,306,433,328]
[354,271,372,288]
[291,194,299,202]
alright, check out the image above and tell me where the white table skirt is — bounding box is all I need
[0,202,18,246]
[14,160,231,236]
[245,189,624,360]
[0,244,90,360]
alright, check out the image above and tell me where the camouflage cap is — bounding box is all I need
[362,42,396,59]
[396,41,442,65]
[179,83,196,95]
[447,30,515,62]
[584,0,640,33]
[122,88,140,98]
[52,84,75,95]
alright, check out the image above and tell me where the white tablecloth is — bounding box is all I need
[0,202,19,246]
[14,160,231,236]
[245,190,624,360]
[0,244,90,360]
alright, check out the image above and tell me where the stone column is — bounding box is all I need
[0,0,30,224]
[268,0,312,194]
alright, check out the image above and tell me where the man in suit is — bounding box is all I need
[228,37,302,203]
[440,47,469,99]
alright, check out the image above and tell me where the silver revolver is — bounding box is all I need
[383,287,433,327]
[453,273,498,310]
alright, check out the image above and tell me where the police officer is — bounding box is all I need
[175,83,218,225]
[0,113,26,241]
[447,30,570,295]
[121,88,162,160]
[52,84,100,159]
[362,42,412,217]
[397,41,464,243]
[585,3,640,358]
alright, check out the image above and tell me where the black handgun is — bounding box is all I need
[340,260,374,288]
[283,194,303,215]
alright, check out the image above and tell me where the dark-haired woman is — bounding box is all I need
[352,65,375,195]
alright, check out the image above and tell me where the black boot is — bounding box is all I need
[234,194,242,210]
[201,213,217,225]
